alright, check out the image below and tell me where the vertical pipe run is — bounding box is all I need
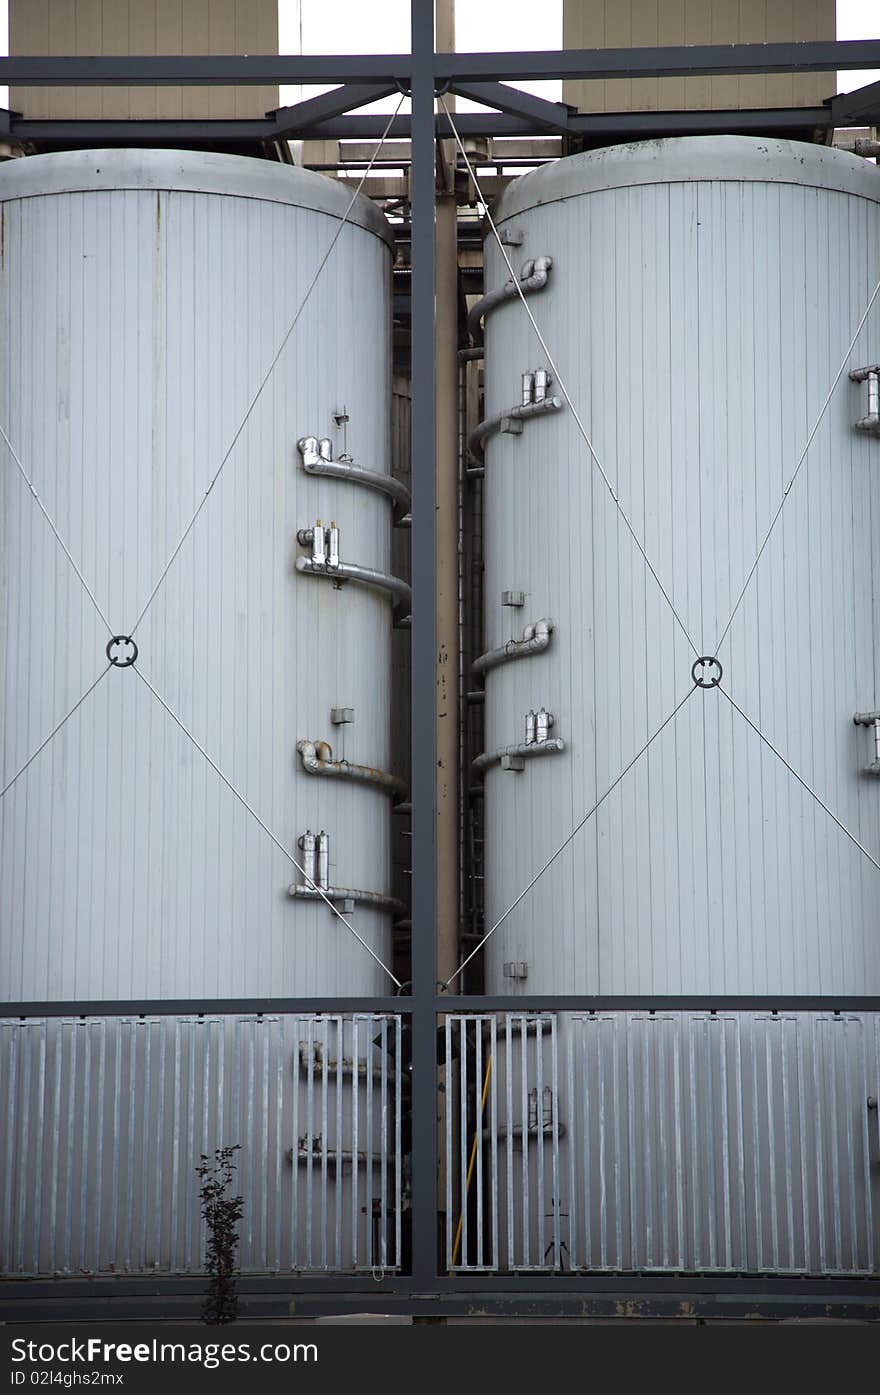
[300,831,316,887]
[435,0,460,986]
[317,832,329,892]
[457,358,468,952]
[410,0,439,1289]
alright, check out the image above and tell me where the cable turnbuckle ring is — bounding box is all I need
[692,656,722,689]
[106,635,138,668]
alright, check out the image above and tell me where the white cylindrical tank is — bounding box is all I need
[0,149,397,1000]
[480,137,880,996]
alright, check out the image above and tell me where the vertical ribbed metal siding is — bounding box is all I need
[564,1012,878,1274]
[1,1014,403,1276]
[0,155,395,1000]
[481,144,880,995]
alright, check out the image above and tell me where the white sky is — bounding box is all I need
[0,1,878,112]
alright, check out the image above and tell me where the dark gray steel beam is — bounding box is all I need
[5,995,878,1017]
[448,80,571,134]
[434,39,880,82]
[0,54,412,85]
[267,82,400,136]
[9,118,280,141]
[568,105,831,135]
[409,0,439,1291]
[831,78,880,126]
[3,39,879,89]
[436,995,880,1012]
[2,998,410,1017]
[9,107,832,146]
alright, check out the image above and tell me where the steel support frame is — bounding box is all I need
[3,21,880,1316]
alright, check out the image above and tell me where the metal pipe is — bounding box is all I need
[316,830,330,890]
[467,395,563,464]
[327,522,340,569]
[472,618,554,676]
[467,255,552,345]
[535,707,553,743]
[288,883,406,915]
[457,354,468,951]
[297,739,408,800]
[850,366,880,434]
[295,555,412,608]
[524,710,537,745]
[854,711,880,774]
[298,830,317,885]
[409,0,439,1292]
[436,171,461,987]
[298,436,412,515]
[472,736,565,772]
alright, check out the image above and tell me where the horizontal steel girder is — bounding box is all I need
[2,39,880,86]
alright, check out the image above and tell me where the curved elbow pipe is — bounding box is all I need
[297,437,412,516]
[472,619,555,677]
[295,555,412,609]
[468,395,563,465]
[297,739,408,801]
[468,256,552,345]
[473,736,565,773]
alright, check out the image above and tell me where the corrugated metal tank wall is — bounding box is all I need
[0,149,396,1001]
[480,137,880,996]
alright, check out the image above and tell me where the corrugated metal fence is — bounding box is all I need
[446,1012,880,1275]
[0,1013,403,1277]
[4,1010,879,1279]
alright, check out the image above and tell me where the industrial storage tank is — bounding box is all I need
[0,148,400,1001]
[478,136,880,998]
[465,137,880,1274]
[0,150,405,1275]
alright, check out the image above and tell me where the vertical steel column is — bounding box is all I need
[410,0,439,1286]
